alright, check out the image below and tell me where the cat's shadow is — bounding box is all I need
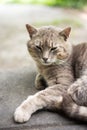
[34,109,87,125]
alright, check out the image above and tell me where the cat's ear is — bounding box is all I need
[26,24,37,38]
[59,27,71,41]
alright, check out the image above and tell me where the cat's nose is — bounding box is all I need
[43,57,48,62]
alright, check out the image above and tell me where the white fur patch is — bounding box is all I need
[14,106,31,123]
[79,106,87,116]
[14,95,36,123]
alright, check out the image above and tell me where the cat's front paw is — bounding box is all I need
[14,106,31,123]
[35,74,47,90]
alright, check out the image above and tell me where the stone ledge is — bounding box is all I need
[0,67,86,130]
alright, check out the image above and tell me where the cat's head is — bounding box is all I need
[26,24,71,65]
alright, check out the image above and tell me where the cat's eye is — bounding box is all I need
[36,45,42,51]
[50,47,57,51]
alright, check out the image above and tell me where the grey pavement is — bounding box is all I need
[0,67,87,130]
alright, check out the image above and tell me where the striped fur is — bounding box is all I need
[14,25,87,123]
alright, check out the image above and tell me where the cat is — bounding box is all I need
[14,24,87,123]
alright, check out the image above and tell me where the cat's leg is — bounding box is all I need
[68,75,87,106]
[35,73,48,90]
[14,87,63,123]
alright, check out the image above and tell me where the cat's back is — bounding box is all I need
[72,42,87,77]
[73,42,87,57]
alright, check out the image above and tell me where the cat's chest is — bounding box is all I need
[44,66,59,79]
[41,66,59,85]
[40,65,66,82]
[39,63,74,86]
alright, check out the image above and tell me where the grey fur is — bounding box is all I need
[14,25,87,123]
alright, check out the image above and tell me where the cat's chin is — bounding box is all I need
[40,59,67,66]
[41,62,53,66]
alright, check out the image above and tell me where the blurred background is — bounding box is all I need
[0,0,87,70]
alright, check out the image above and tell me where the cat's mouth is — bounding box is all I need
[42,62,53,66]
[41,61,53,66]
[40,59,53,66]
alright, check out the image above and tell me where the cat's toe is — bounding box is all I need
[14,107,31,123]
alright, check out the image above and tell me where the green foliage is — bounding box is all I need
[0,0,87,9]
[33,18,82,28]
[53,0,87,8]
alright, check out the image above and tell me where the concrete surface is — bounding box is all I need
[0,67,87,130]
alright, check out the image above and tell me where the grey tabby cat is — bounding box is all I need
[14,24,87,123]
